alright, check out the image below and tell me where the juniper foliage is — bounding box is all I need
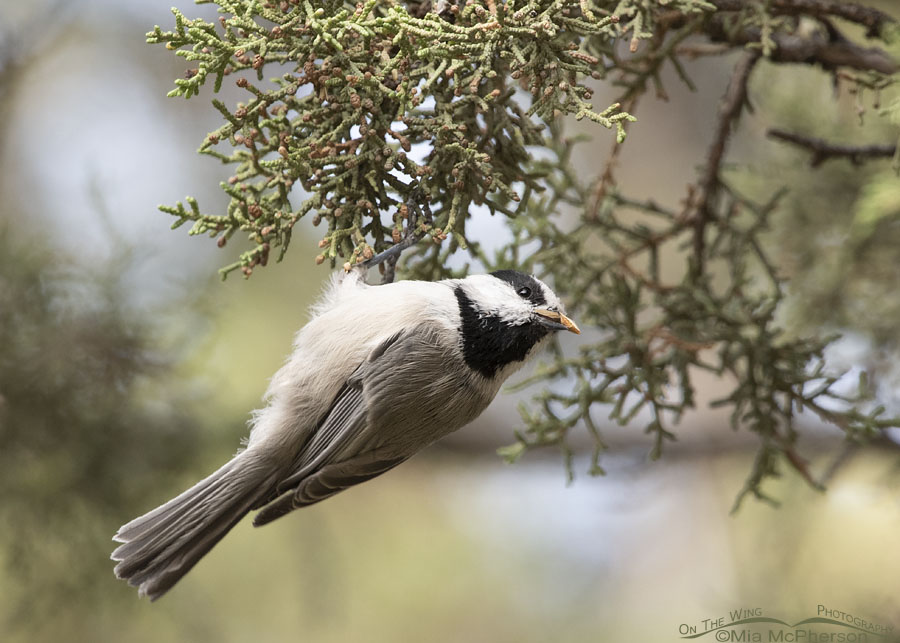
[151,0,900,506]
[149,0,642,276]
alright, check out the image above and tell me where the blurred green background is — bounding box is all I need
[1,2,900,641]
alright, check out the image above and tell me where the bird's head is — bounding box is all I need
[453,270,579,379]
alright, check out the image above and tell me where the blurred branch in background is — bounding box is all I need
[0,222,208,627]
[767,127,897,166]
[0,4,211,637]
[0,2,65,121]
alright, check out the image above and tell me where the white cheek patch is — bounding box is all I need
[494,304,532,326]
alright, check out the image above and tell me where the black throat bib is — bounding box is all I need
[454,286,550,378]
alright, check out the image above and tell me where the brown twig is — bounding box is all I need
[615,256,675,294]
[359,187,432,283]
[782,442,826,490]
[817,441,860,487]
[692,49,761,274]
[767,127,898,166]
[645,325,716,359]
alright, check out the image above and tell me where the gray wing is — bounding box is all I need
[252,323,490,528]
[251,331,410,527]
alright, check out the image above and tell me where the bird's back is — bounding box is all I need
[246,275,467,453]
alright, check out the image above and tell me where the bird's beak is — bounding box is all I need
[534,309,581,334]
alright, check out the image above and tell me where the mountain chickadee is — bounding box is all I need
[112,269,579,600]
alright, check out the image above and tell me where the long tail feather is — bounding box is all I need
[111,452,273,601]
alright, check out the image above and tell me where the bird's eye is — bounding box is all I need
[516,286,532,299]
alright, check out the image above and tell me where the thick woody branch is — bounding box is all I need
[710,0,896,38]
[658,0,898,74]
[767,128,898,166]
[705,20,898,74]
